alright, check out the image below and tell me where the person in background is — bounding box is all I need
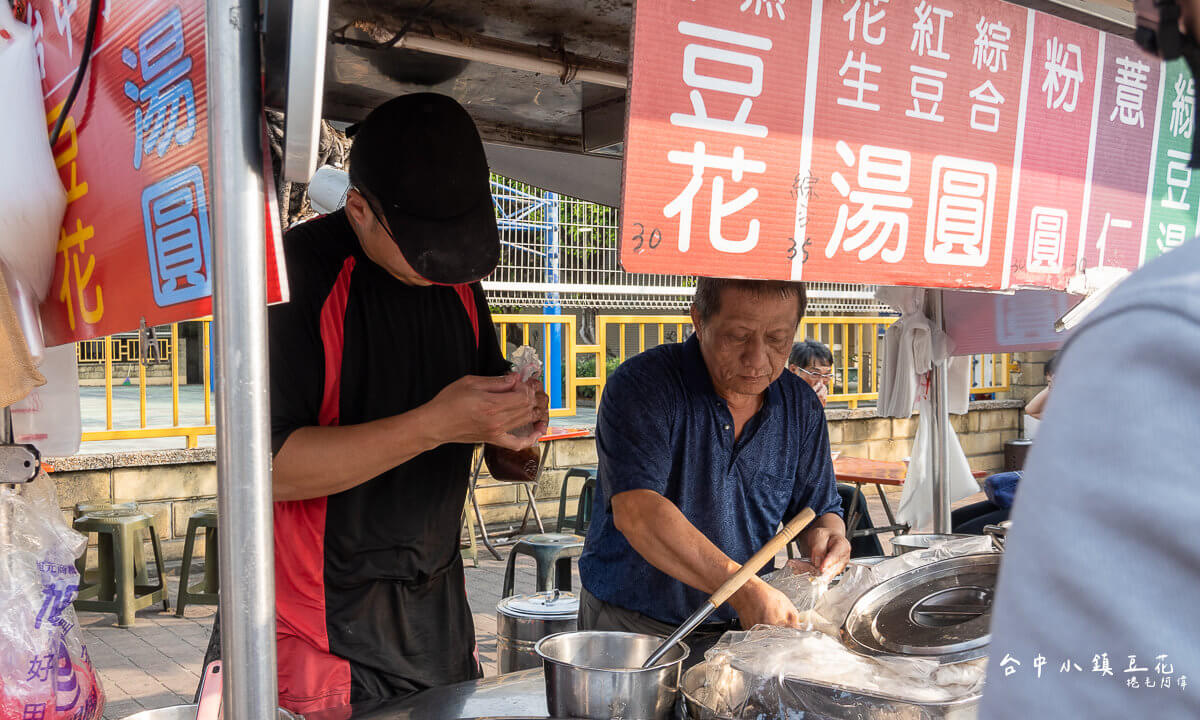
[580,278,851,663]
[951,354,1057,535]
[789,341,883,557]
[980,2,1200,714]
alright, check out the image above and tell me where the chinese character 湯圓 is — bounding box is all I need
[972,18,1010,73]
[827,141,912,264]
[843,0,888,45]
[1027,206,1069,274]
[1110,56,1150,127]
[665,142,766,253]
[838,51,882,111]
[1170,73,1195,139]
[672,22,771,138]
[1161,148,1192,211]
[141,165,214,307]
[925,155,997,267]
[969,80,1004,132]
[121,7,197,170]
[1033,654,1047,678]
[908,65,947,122]
[1000,653,1021,677]
[910,2,952,60]
[1093,653,1115,677]
[739,0,785,20]
[1042,37,1084,112]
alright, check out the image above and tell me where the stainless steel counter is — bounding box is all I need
[304,669,555,720]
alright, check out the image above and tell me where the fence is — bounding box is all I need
[73,314,1009,446]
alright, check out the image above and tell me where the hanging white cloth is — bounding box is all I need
[875,288,932,419]
[897,394,980,531]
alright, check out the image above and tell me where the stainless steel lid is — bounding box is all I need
[497,590,579,619]
[842,553,998,664]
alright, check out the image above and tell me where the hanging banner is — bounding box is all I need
[621,0,1196,290]
[20,0,288,347]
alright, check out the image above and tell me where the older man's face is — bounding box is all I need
[692,287,800,399]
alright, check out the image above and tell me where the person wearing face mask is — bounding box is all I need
[578,278,850,661]
[979,3,1200,716]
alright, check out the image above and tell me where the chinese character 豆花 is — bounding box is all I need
[57,218,103,332]
[1156,655,1175,676]
[972,18,1010,73]
[1042,37,1084,112]
[1127,655,1151,673]
[141,165,213,306]
[1027,206,1069,274]
[121,6,196,170]
[924,156,997,267]
[1161,149,1192,211]
[664,142,766,254]
[842,0,887,45]
[910,2,952,60]
[1170,73,1195,139]
[827,141,912,264]
[1110,56,1150,127]
[739,0,785,20]
[838,51,882,112]
[671,22,771,138]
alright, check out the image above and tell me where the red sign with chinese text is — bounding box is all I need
[621,0,1195,290]
[23,0,286,347]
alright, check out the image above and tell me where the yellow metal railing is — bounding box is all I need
[76,318,214,448]
[72,314,1010,446]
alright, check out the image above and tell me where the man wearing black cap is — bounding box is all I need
[262,93,547,713]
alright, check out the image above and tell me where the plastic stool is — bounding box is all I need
[555,466,597,532]
[74,501,147,584]
[176,507,219,616]
[73,509,168,627]
[502,533,585,597]
[569,475,596,535]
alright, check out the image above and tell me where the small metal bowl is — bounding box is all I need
[890,533,976,555]
[536,630,689,720]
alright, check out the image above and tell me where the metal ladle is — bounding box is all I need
[641,507,817,668]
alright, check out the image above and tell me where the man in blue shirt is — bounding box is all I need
[579,278,850,658]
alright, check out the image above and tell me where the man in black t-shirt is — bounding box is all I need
[205,94,549,715]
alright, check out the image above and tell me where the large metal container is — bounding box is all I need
[497,590,579,673]
[679,663,979,720]
[536,630,688,720]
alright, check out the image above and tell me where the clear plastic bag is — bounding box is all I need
[0,474,105,720]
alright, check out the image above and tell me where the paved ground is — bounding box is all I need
[77,487,959,718]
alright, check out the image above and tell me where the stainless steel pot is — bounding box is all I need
[891,534,976,555]
[497,590,579,673]
[535,630,688,720]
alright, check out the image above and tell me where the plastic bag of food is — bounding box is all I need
[0,474,105,720]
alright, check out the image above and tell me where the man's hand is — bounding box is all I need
[805,525,851,578]
[729,577,804,629]
[423,373,541,448]
[524,374,551,441]
[815,382,829,407]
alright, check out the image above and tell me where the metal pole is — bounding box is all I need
[928,290,953,533]
[205,1,277,718]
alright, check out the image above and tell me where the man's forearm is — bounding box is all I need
[273,406,442,502]
[611,490,743,596]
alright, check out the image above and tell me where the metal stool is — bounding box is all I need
[555,466,597,533]
[502,533,585,597]
[73,501,147,584]
[176,507,219,616]
[73,509,168,627]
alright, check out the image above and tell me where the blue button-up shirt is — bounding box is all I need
[579,335,842,625]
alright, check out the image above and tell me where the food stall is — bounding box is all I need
[2,0,1192,717]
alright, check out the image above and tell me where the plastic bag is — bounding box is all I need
[0,3,68,303]
[0,474,105,720]
[10,344,82,457]
[507,346,543,437]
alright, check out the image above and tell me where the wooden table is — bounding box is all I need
[834,456,909,541]
[466,427,593,560]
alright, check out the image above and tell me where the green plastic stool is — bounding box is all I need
[555,466,597,532]
[502,533,585,597]
[73,509,168,627]
[74,501,147,585]
[176,507,219,616]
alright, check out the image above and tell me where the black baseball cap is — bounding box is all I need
[348,93,500,284]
